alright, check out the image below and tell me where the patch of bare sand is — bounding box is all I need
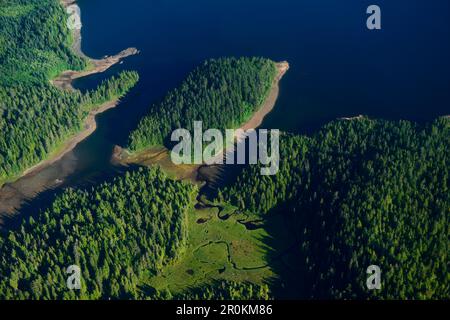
[52,48,139,90]
[238,61,289,133]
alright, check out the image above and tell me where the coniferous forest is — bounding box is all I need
[217,117,449,299]
[0,0,139,184]
[2,117,447,299]
[127,57,276,151]
[0,167,197,299]
[0,0,448,301]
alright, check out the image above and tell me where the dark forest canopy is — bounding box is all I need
[0,167,197,299]
[1,0,448,302]
[173,281,271,300]
[0,70,139,182]
[127,57,276,152]
[217,117,449,299]
[0,0,139,184]
[0,0,85,85]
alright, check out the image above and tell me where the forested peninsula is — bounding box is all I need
[0,0,448,301]
[127,57,279,152]
[0,0,139,186]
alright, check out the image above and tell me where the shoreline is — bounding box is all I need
[22,99,119,178]
[1,0,134,219]
[238,61,289,133]
[0,99,119,190]
[0,0,137,191]
[52,47,139,90]
[55,0,139,90]
[113,61,289,183]
[338,115,365,121]
[0,99,120,223]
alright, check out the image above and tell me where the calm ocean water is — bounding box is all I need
[69,0,450,179]
[77,0,450,135]
[2,0,449,222]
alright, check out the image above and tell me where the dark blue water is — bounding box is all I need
[5,0,449,219]
[67,0,450,183]
[77,0,450,135]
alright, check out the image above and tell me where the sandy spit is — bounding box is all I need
[0,0,138,189]
[113,61,290,183]
[239,61,289,132]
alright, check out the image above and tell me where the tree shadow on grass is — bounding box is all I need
[256,203,313,299]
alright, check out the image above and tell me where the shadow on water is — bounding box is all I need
[1,1,449,300]
[197,133,269,199]
[3,0,450,231]
[0,163,143,234]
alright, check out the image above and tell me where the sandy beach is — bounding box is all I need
[52,47,139,90]
[339,115,365,121]
[239,61,289,132]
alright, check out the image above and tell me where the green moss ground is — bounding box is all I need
[144,204,293,295]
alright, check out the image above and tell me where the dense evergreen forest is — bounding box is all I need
[142,281,270,300]
[1,0,447,301]
[0,0,139,184]
[127,57,276,151]
[173,281,271,300]
[0,0,85,85]
[1,117,447,300]
[0,167,197,299]
[217,117,449,299]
